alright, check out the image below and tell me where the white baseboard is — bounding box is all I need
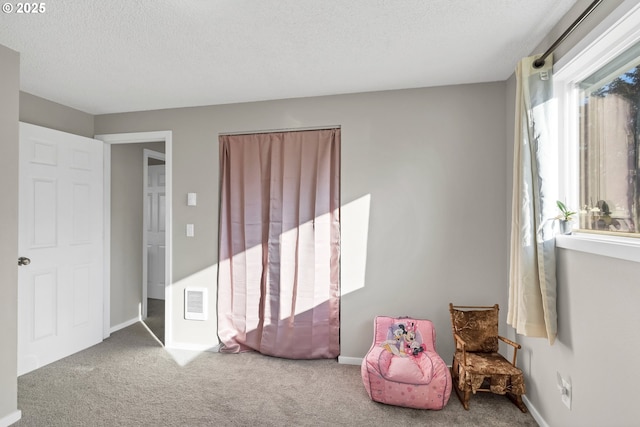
[166,342,220,352]
[0,410,21,427]
[523,395,549,427]
[109,316,140,334]
[338,356,362,365]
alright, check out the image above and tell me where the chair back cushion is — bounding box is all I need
[451,307,498,352]
[373,316,437,353]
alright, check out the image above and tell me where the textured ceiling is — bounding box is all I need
[0,0,577,115]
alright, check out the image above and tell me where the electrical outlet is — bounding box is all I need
[561,377,571,409]
[557,372,572,410]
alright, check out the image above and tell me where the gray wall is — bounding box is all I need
[0,44,20,424]
[19,91,94,138]
[95,82,508,357]
[526,251,639,427]
[505,1,639,426]
[110,142,165,327]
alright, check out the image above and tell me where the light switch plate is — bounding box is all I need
[187,192,197,206]
[186,224,194,237]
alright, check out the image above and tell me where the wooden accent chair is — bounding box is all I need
[448,304,527,412]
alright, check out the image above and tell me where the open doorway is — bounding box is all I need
[97,130,172,348]
[110,142,165,343]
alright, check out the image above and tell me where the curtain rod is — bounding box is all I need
[533,0,603,68]
[219,125,341,137]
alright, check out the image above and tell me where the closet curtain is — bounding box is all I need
[508,55,558,345]
[217,128,340,359]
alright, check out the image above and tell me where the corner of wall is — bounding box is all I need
[0,43,20,424]
[19,91,95,138]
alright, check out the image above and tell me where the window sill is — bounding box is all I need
[555,233,640,263]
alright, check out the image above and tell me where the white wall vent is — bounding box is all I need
[184,287,208,321]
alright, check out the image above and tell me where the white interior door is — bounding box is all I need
[18,122,104,376]
[146,164,166,300]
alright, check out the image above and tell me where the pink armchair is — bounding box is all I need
[361,316,451,410]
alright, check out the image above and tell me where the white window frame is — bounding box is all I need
[554,0,640,262]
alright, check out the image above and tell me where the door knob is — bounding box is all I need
[18,257,31,266]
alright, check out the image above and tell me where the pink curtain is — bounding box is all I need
[217,128,340,359]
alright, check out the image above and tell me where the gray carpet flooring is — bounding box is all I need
[15,323,538,426]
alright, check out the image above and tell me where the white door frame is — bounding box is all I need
[142,149,166,317]
[95,131,173,347]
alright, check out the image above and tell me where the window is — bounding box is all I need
[577,41,640,236]
[554,1,640,261]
